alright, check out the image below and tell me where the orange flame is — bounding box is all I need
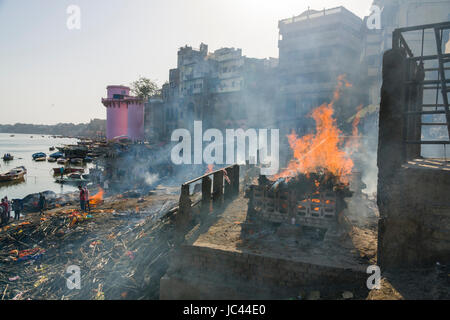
[345,104,363,153]
[89,188,104,206]
[272,75,357,184]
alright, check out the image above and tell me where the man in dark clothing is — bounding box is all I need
[38,193,46,216]
[0,198,7,225]
[12,199,23,220]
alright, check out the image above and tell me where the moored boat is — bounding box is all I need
[57,158,68,165]
[49,151,64,159]
[70,158,83,165]
[32,152,46,160]
[34,156,46,162]
[0,166,27,182]
[2,154,14,161]
[55,173,88,185]
[52,167,84,175]
[47,157,57,162]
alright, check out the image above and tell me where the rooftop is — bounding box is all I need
[279,6,361,26]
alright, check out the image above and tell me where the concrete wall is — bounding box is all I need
[160,245,367,299]
[378,168,450,268]
[377,48,450,269]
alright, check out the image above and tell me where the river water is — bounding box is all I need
[0,133,94,200]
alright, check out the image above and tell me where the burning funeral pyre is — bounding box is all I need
[246,75,360,237]
[247,171,352,232]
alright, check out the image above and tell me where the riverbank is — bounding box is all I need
[0,133,91,199]
[0,185,179,300]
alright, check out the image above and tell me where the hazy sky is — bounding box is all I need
[0,0,373,125]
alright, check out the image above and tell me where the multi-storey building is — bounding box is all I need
[146,43,277,142]
[277,6,364,134]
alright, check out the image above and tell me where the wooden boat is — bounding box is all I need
[0,166,27,182]
[55,173,88,185]
[57,158,68,165]
[70,158,83,165]
[52,167,84,175]
[47,157,57,162]
[2,154,14,161]
[34,156,46,162]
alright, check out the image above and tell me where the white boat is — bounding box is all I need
[55,173,89,185]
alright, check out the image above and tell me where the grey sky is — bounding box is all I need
[0,0,373,125]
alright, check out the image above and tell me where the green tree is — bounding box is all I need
[131,77,160,101]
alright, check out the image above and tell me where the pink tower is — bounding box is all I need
[101,85,145,141]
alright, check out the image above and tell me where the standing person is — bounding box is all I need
[78,185,86,212]
[12,199,23,220]
[0,204,4,226]
[0,198,7,225]
[84,186,91,213]
[38,193,46,216]
[4,196,11,220]
[2,197,10,221]
[60,167,64,180]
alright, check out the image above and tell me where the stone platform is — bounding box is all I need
[160,194,377,299]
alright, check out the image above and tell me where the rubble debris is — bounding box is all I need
[0,193,178,300]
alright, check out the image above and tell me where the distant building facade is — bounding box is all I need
[146,43,278,142]
[145,97,164,143]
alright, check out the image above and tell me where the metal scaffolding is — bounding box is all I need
[393,21,450,151]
